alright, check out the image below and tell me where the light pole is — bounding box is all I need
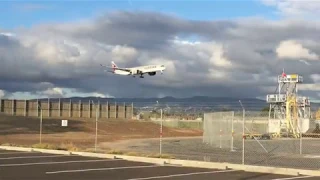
[40,107,43,144]
[160,108,163,156]
[91,100,98,152]
[157,101,163,157]
[38,101,43,144]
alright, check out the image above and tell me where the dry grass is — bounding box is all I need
[32,143,59,150]
[31,142,80,151]
[107,149,124,155]
[0,114,201,159]
[104,149,175,159]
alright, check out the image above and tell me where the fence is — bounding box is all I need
[202,110,320,170]
[151,119,203,130]
[0,99,133,119]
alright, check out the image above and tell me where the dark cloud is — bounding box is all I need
[1,11,320,100]
[46,11,236,50]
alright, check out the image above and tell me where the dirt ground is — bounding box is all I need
[0,114,202,150]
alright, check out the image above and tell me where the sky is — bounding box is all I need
[1,0,320,101]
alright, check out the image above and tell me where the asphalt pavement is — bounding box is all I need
[0,149,318,180]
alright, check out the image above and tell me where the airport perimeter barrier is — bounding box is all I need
[124,100,320,171]
[201,110,320,171]
[150,119,203,130]
[0,99,134,119]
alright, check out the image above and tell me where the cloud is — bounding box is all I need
[209,44,232,68]
[12,3,52,12]
[2,11,320,100]
[261,0,320,19]
[276,40,319,60]
[0,90,5,98]
[111,45,138,63]
[6,87,114,99]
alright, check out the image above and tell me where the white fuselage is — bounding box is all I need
[114,69,131,75]
[114,64,166,76]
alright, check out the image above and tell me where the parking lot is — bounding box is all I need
[0,149,318,180]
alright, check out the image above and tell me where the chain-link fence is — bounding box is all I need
[202,110,320,170]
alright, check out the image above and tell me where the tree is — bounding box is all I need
[261,106,274,116]
[261,106,269,112]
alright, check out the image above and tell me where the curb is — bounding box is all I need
[0,145,319,177]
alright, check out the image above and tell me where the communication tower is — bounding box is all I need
[266,69,311,138]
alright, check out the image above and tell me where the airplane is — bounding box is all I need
[100,61,166,78]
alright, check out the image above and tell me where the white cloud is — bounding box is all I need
[299,84,320,91]
[209,44,232,67]
[0,32,15,37]
[0,90,5,98]
[261,0,320,19]
[310,74,320,83]
[8,92,41,100]
[41,87,64,97]
[276,40,319,60]
[6,87,114,99]
[111,45,138,63]
[208,69,227,79]
[172,36,201,46]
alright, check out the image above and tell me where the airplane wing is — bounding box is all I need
[100,64,131,72]
[104,70,114,73]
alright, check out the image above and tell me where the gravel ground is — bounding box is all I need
[103,136,320,170]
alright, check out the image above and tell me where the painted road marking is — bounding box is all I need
[0,151,37,155]
[126,169,240,180]
[271,176,314,180]
[304,155,320,158]
[46,165,160,174]
[0,155,70,160]
[0,159,123,167]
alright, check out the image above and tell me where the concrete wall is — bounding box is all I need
[0,99,133,119]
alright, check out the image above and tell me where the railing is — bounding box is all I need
[278,74,303,83]
[266,94,286,103]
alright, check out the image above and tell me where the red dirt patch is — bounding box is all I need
[0,114,202,149]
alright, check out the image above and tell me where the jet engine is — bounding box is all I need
[148,72,156,76]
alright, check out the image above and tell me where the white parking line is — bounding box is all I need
[126,169,240,180]
[304,155,320,158]
[0,151,37,155]
[0,155,70,160]
[271,176,314,180]
[0,159,123,167]
[46,165,160,174]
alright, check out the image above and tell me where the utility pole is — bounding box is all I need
[157,101,163,157]
[160,108,163,156]
[38,101,43,144]
[91,100,98,152]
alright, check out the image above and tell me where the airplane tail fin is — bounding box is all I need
[111,61,118,71]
